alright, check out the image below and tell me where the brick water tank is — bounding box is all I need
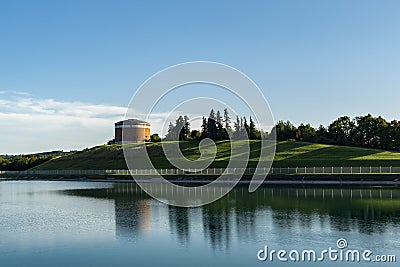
[115,119,151,144]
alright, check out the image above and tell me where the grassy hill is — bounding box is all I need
[32,141,400,170]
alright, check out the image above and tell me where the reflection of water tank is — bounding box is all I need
[115,197,152,238]
[115,119,151,144]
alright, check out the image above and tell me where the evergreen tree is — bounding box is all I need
[215,110,225,140]
[223,108,231,132]
[207,109,217,140]
[164,115,190,141]
[200,116,208,139]
[183,115,190,140]
[234,116,241,132]
[249,116,258,140]
[175,116,185,141]
[165,122,176,140]
[216,110,223,125]
[243,117,249,136]
[233,116,242,139]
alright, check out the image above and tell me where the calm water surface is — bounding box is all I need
[1,181,399,266]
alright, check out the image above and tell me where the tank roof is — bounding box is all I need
[115,119,150,126]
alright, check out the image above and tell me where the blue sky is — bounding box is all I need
[1,0,400,154]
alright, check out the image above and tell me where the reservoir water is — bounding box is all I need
[1,181,399,266]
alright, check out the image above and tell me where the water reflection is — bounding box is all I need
[202,200,232,251]
[61,184,400,251]
[115,196,151,239]
[168,207,190,245]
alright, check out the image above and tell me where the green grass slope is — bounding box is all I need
[32,141,400,170]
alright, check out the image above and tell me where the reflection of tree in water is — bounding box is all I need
[262,188,400,235]
[202,202,232,252]
[168,207,190,245]
[60,184,400,249]
[327,200,400,234]
[201,188,259,252]
[231,188,258,243]
[202,186,400,249]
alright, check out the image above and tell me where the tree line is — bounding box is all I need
[273,114,400,151]
[0,152,67,171]
[162,112,400,151]
[163,108,265,141]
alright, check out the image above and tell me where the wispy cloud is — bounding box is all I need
[0,91,203,154]
[0,92,126,117]
[0,91,127,154]
[0,90,30,96]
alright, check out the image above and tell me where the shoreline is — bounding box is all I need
[1,174,400,187]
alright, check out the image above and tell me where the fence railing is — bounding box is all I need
[2,166,400,176]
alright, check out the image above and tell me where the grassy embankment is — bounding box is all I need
[31,141,400,170]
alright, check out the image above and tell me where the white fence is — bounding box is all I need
[270,166,400,175]
[2,166,400,176]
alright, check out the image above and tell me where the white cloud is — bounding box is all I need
[0,92,128,154]
[0,91,204,154]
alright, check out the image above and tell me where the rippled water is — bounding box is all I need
[1,181,399,266]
